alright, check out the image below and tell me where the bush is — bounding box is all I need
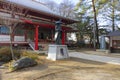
[0,47,39,63]
[21,51,39,61]
[76,40,85,48]
[0,47,20,62]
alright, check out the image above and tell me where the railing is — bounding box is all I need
[28,39,35,50]
[39,39,55,44]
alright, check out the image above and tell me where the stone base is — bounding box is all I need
[47,45,69,61]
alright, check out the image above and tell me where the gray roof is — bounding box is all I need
[4,0,77,24]
[7,0,56,14]
[108,30,120,36]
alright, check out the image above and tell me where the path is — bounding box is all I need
[69,52,120,65]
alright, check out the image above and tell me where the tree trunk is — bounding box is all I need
[112,0,115,31]
[10,26,15,60]
[92,0,100,49]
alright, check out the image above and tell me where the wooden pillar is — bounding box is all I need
[108,36,111,52]
[35,25,39,50]
[51,29,54,42]
[12,34,14,42]
[62,30,66,45]
[24,29,27,42]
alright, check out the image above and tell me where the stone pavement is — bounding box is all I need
[69,52,120,65]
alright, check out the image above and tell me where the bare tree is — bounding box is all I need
[46,0,59,12]
[0,2,23,60]
[0,16,22,60]
[45,0,76,19]
[92,0,99,49]
[59,0,76,19]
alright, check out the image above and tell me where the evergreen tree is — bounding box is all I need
[99,0,120,31]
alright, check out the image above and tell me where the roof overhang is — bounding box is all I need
[108,30,120,36]
[1,0,77,24]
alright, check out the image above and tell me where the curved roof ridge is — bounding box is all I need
[7,0,57,15]
[3,0,77,24]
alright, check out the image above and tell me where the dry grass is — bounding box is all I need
[0,47,40,62]
[21,51,39,61]
[1,56,120,80]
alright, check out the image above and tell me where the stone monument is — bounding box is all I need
[47,20,69,61]
[100,35,106,50]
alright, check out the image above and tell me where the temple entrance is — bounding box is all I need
[40,32,44,39]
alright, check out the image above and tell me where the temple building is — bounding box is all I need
[108,30,120,53]
[0,0,77,50]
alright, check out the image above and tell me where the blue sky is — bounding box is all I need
[53,0,79,4]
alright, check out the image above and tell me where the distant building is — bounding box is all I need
[108,30,120,53]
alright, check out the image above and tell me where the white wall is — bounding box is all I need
[67,33,77,42]
[0,35,10,41]
[111,36,120,40]
[0,35,25,42]
[14,36,25,41]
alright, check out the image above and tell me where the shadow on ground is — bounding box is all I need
[66,57,106,65]
[14,64,48,72]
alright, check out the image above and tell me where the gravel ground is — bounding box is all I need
[69,49,120,58]
[0,56,120,80]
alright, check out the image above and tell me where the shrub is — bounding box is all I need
[0,47,20,62]
[0,47,39,63]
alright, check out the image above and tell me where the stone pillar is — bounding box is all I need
[100,35,106,49]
